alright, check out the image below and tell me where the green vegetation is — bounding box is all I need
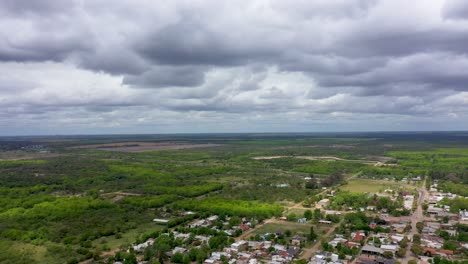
[440,197,468,213]
[339,179,416,193]
[0,133,468,263]
[329,191,410,216]
[174,197,283,218]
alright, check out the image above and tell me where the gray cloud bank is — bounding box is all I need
[1,0,468,135]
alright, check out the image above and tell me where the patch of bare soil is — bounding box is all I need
[251,155,393,165]
[70,142,221,152]
[101,192,142,202]
[0,151,61,160]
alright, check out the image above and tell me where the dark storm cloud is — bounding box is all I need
[0,0,93,63]
[1,0,468,134]
[123,66,207,88]
[0,37,91,63]
[443,0,468,19]
[134,19,276,67]
[338,28,468,58]
[315,53,468,91]
[0,0,74,15]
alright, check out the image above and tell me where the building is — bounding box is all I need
[460,210,468,221]
[361,245,383,256]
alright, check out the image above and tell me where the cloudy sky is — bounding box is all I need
[1,0,468,135]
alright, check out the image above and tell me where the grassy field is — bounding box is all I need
[339,179,418,193]
[253,222,330,236]
[92,222,166,250]
[0,240,61,264]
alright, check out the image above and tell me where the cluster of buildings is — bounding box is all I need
[189,215,254,236]
[122,179,467,264]
[205,240,302,264]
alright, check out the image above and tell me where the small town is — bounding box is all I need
[2,2,468,263]
[110,177,467,264]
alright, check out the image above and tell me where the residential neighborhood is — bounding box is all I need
[108,177,467,264]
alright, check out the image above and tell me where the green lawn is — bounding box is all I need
[339,179,417,193]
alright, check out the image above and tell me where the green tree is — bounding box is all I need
[396,248,406,258]
[287,213,297,221]
[416,222,424,233]
[309,226,317,241]
[304,210,313,220]
[382,251,393,259]
[411,244,422,256]
[123,253,137,264]
[399,236,408,248]
[171,252,184,263]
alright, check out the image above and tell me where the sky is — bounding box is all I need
[1,0,468,135]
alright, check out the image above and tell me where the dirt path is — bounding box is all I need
[301,221,341,260]
[236,218,278,241]
[101,191,142,202]
[252,155,382,165]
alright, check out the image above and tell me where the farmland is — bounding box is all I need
[0,132,467,263]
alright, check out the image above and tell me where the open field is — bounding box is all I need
[252,155,394,166]
[252,222,330,236]
[70,142,221,152]
[339,178,418,193]
[92,222,165,250]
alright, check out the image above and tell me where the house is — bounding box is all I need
[210,251,231,260]
[423,247,437,257]
[351,231,365,242]
[356,257,396,264]
[298,218,308,224]
[286,247,301,258]
[325,210,341,215]
[291,236,307,246]
[172,247,187,255]
[153,218,170,224]
[239,224,250,231]
[362,245,383,255]
[438,249,454,258]
[231,240,248,251]
[317,199,330,208]
[207,215,219,222]
[391,223,406,233]
[132,238,155,252]
[329,237,347,247]
[380,245,398,253]
[460,210,468,221]
[346,241,360,248]
[427,207,444,215]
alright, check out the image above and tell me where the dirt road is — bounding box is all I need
[301,221,341,260]
[402,178,427,264]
